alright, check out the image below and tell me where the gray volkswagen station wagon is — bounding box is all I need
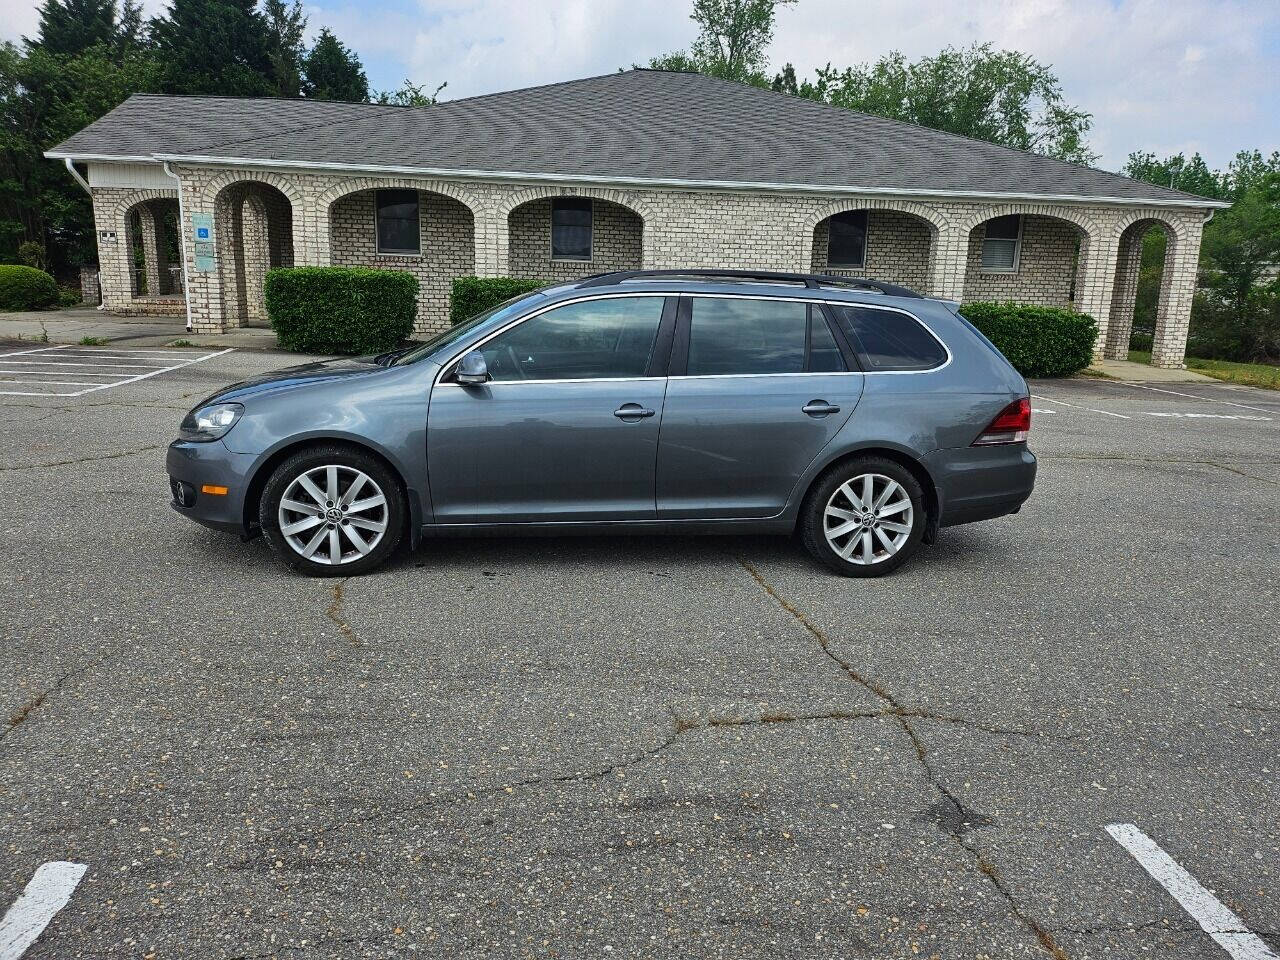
[167,269,1036,578]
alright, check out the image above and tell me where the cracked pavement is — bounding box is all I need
[1,346,1278,958]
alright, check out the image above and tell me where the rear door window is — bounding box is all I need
[687,297,808,375]
[831,304,947,371]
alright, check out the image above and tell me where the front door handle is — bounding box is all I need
[614,403,656,421]
[802,400,841,418]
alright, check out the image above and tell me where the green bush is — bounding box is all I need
[0,265,59,311]
[265,267,418,354]
[959,301,1098,378]
[451,276,545,325]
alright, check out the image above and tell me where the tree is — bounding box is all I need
[644,0,795,86]
[373,79,446,107]
[805,44,1096,163]
[0,38,159,270]
[150,0,273,96]
[28,0,117,56]
[1123,151,1225,199]
[301,28,368,102]
[263,0,306,97]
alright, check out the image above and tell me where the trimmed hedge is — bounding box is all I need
[959,301,1098,378]
[265,266,418,355]
[451,276,545,325]
[0,264,59,311]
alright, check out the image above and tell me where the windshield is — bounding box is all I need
[391,292,546,365]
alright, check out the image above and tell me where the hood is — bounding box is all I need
[205,356,388,404]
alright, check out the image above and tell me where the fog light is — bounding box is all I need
[170,478,196,507]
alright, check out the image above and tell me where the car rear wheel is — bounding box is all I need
[260,445,406,577]
[800,457,925,577]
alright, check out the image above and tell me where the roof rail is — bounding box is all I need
[575,268,922,299]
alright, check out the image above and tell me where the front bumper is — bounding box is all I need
[924,444,1037,528]
[166,439,260,536]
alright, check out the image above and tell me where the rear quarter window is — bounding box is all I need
[831,304,948,371]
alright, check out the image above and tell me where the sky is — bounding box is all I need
[5,0,1278,172]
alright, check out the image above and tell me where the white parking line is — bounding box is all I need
[1118,381,1275,415]
[0,861,87,960]
[1105,824,1277,960]
[1032,395,1131,419]
[0,345,70,359]
[0,347,233,397]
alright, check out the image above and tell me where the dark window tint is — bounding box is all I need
[551,198,592,260]
[808,307,847,372]
[827,210,868,267]
[375,189,420,254]
[833,304,946,371]
[479,296,663,381]
[687,298,807,375]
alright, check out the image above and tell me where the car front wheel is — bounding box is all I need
[801,457,925,577]
[260,445,405,576]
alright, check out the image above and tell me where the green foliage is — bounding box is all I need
[959,301,1098,378]
[58,285,82,305]
[32,0,118,55]
[0,264,60,310]
[151,0,273,96]
[18,240,47,269]
[303,28,369,102]
[1122,151,1226,200]
[265,267,418,354]
[643,0,795,86]
[450,276,545,325]
[793,44,1096,163]
[79,335,107,344]
[373,78,446,107]
[262,0,306,97]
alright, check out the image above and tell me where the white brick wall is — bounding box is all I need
[90,167,1211,368]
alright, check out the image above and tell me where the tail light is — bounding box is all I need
[973,397,1030,445]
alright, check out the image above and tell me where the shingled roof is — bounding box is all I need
[48,69,1219,207]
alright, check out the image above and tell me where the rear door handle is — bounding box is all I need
[614,403,656,421]
[802,400,841,418]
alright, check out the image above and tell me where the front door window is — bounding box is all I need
[480,296,664,381]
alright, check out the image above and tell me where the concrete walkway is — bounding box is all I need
[1086,358,1217,382]
[0,306,281,351]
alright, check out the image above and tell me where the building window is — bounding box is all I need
[551,198,592,261]
[980,214,1022,272]
[826,210,868,268]
[375,189,420,255]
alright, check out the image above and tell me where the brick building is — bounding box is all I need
[48,69,1225,367]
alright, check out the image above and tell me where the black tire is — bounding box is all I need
[259,444,406,577]
[800,456,926,577]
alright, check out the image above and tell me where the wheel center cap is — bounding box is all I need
[326,507,343,522]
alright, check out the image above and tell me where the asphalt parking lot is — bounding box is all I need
[1,342,1277,959]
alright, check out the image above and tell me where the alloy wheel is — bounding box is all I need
[823,473,914,565]
[277,464,389,566]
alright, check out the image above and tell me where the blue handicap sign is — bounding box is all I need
[196,227,210,239]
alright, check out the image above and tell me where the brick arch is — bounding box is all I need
[1103,212,1193,366]
[497,186,652,275]
[497,185,655,225]
[315,176,485,218]
[111,190,182,301]
[1111,209,1188,244]
[205,170,305,208]
[956,203,1101,240]
[802,197,950,237]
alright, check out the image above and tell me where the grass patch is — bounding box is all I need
[78,336,108,346]
[168,339,196,347]
[1128,350,1280,390]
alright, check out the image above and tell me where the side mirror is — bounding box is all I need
[455,350,490,385]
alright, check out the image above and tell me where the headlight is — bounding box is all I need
[179,402,244,441]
